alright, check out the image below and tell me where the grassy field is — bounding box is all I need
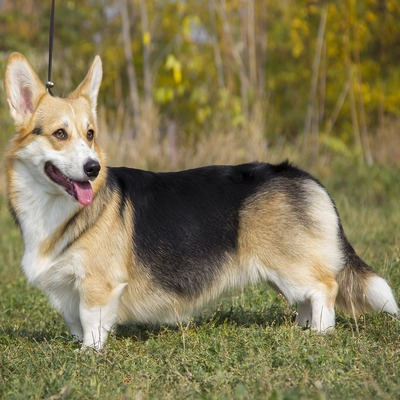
[0,156,399,400]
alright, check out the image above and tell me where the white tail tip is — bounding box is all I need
[366,275,399,316]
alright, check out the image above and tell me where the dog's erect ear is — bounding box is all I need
[70,56,102,115]
[4,53,46,127]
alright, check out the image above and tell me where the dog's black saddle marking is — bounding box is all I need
[106,162,309,297]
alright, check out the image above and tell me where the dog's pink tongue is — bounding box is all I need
[73,181,94,206]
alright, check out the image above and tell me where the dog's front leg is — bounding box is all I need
[64,306,84,342]
[79,282,127,351]
[47,285,84,341]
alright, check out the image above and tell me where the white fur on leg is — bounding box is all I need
[295,300,312,328]
[65,315,84,342]
[80,283,127,351]
[62,296,84,341]
[310,292,336,333]
[80,305,112,350]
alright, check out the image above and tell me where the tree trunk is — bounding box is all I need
[140,0,152,105]
[303,3,328,157]
[119,0,140,137]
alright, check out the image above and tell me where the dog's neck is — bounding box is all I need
[8,158,81,277]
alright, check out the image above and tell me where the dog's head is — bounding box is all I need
[4,53,104,206]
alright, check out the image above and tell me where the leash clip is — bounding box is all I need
[46,80,54,96]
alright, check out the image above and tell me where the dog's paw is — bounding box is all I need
[71,334,83,343]
[77,344,103,354]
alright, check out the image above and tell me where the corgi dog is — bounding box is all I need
[4,53,398,351]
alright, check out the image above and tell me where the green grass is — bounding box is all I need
[0,160,399,400]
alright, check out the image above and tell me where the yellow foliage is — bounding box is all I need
[173,66,182,85]
[196,106,212,124]
[1,0,400,147]
[155,87,174,104]
[387,0,400,13]
[142,31,151,46]
[165,54,183,85]
[385,92,400,114]
[365,11,377,24]
[290,16,309,58]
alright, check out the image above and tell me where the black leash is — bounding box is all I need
[46,0,56,96]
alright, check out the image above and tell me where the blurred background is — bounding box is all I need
[1,0,399,176]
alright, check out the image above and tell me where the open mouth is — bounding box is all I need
[44,162,94,206]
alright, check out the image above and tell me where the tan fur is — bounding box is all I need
[79,192,132,308]
[238,181,342,284]
[336,267,374,315]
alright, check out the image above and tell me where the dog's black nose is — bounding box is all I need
[84,159,101,178]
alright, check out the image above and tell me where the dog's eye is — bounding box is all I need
[87,129,95,141]
[53,129,68,140]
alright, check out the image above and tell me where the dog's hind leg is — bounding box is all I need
[265,265,339,332]
[308,279,338,333]
[79,282,127,351]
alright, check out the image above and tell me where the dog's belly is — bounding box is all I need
[116,256,276,325]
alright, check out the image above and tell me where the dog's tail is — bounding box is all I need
[335,229,398,318]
